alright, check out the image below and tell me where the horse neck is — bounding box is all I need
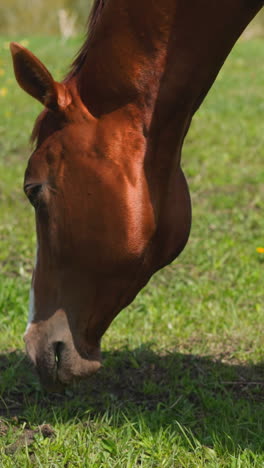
[73,0,262,129]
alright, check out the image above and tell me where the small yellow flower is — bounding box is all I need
[0,87,8,97]
[0,69,5,76]
[20,39,29,47]
[256,247,264,254]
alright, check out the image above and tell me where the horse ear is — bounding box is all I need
[10,42,71,111]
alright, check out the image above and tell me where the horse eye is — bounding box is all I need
[24,183,43,207]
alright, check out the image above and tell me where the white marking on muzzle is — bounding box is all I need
[25,246,38,333]
[25,286,35,333]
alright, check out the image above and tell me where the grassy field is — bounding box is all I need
[0,36,264,467]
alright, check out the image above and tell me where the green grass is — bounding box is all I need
[0,36,264,467]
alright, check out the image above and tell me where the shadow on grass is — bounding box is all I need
[1,346,264,452]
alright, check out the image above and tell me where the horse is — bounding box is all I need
[10,0,263,391]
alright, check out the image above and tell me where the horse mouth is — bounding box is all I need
[24,322,102,392]
[35,341,71,392]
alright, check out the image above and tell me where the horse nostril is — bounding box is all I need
[53,341,65,366]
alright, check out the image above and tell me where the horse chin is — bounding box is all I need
[24,311,102,392]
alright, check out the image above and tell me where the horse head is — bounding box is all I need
[10,42,156,390]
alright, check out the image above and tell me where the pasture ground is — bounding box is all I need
[0,36,264,467]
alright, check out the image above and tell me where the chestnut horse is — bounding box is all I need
[11,0,263,390]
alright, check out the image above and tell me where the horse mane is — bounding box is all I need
[30,0,105,145]
[65,0,105,80]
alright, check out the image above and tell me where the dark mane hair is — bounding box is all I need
[66,0,105,80]
[31,0,105,144]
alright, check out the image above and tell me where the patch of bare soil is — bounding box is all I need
[0,420,9,436]
[5,424,55,455]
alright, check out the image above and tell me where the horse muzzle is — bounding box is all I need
[24,310,101,392]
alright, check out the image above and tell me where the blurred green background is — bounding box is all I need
[0,0,93,36]
[0,0,264,37]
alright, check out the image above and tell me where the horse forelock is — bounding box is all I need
[31,111,46,146]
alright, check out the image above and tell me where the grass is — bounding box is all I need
[0,35,264,467]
